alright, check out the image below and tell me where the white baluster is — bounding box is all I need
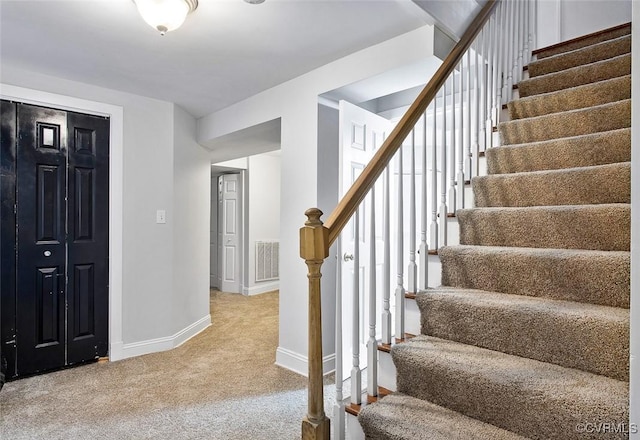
[493,3,503,125]
[351,209,361,405]
[395,149,405,340]
[419,111,429,289]
[367,188,377,397]
[499,1,508,106]
[517,0,525,83]
[473,37,480,178]
[479,27,487,154]
[485,17,494,150]
[430,103,438,252]
[382,164,391,345]
[457,61,465,210]
[408,130,417,294]
[529,0,538,60]
[448,74,457,214]
[522,0,531,70]
[334,241,344,440]
[466,49,473,180]
[505,0,514,102]
[439,81,448,248]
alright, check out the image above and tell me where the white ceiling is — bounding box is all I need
[0,0,431,118]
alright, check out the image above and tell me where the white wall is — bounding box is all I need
[629,0,639,435]
[172,105,212,336]
[536,0,631,49]
[198,25,436,376]
[0,67,211,359]
[245,152,281,295]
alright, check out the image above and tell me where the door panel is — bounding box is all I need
[219,173,241,293]
[339,100,391,379]
[66,111,109,363]
[16,104,67,375]
[1,100,17,378]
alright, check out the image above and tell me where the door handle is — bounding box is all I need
[343,253,354,262]
[44,250,52,257]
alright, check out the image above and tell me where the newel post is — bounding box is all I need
[300,208,331,440]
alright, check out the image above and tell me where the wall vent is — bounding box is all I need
[255,241,279,282]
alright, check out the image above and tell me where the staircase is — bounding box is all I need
[358,23,631,440]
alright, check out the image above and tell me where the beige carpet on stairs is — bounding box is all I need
[359,22,631,440]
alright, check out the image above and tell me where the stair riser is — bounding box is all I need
[417,292,629,380]
[458,204,630,251]
[508,75,631,119]
[473,163,631,207]
[393,338,629,440]
[486,128,631,174]
[519,53,630,98]
[528,35,630,77]
[534,23,631,59]
[439,246,630,308]
[500,100,630,145]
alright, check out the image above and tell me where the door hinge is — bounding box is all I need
[14,204,17,214]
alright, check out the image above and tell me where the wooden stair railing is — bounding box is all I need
[299,1,500,439]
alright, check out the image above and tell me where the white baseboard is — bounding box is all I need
[243,281,280,296]
[275,346,335,377]
[116,314,211,360]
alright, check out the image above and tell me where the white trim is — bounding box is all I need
[242,281,280,296]
[0,83,126,362]
[275,346,335,377]
[120,314,211,360]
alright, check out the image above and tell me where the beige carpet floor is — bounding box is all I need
[0,290,334,440]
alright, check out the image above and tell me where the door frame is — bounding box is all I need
[1,84,125,362]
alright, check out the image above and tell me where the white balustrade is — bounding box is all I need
[367,188,377,397]
[395,148,405,339]
[351,209,361,405]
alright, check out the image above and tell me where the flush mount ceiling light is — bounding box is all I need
[244,0,265,3]
[134,0,198,35]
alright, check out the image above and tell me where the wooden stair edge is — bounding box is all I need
[345,387,394,417]
[378,333,417,353]
[531,22,631,56]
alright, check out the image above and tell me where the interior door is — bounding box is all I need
[219,173,241,293]
[339,100,391,379]
[66,111,109,365]
[8,102,109,377]
[16,104,68,374]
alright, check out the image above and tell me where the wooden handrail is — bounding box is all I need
[300,2,500,439]
[324,0,499,247]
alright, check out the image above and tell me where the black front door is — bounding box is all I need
[1,101,109,378]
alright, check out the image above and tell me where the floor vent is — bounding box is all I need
[255,241,279,282]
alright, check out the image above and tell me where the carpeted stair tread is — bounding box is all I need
[507,75,630,119]
[500,99,630,145]
[358,393,528,440]
[528,34,630,77]
[473,162,630,207]
[392,336,629,440]
[458,204,630,251]
[518,53,630,98]
[534,22,630,59]
[439,245,630,308]
[486,128,631,174]
[416,287,628,380]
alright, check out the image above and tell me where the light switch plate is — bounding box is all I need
[156,209,166,224]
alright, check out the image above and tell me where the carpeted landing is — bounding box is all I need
[358,23,631,440]
[0,290,333,440]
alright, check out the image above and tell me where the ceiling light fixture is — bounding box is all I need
[134,0,198,36]
[244,0,265,4]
